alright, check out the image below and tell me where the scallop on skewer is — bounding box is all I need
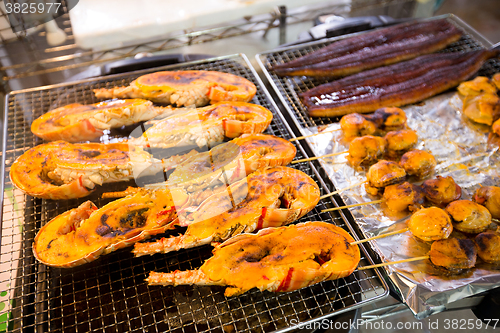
[473,186,500,219]
[445,200,492,234]
[290,107,407,142]
[351,206,453,245]
[475,231,500,264]
[359,237,477,273]
[340,107,407,140]
[352,198,493,247]
[291,129,418,168]
[319,148,438,201]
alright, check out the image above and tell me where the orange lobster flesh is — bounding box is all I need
[33,188,189,268]
[31,99,172,142]
[133,166,320,256]
[147,134,296,192]
[130,102,273,149]
[10,141,162,200]
[146,221,360,296]
[93,70,257,107]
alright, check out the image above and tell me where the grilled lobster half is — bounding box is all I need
[133,166,320,256]
[10,141,162,200]
[94,70,257,107]
[33,187,188,268]
[147,221,360,296]
[130,101,273,148]
[31,99,174,142]
[33,166,319,268]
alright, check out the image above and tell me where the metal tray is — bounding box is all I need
[256,14,500,318]
[0,54,387,332]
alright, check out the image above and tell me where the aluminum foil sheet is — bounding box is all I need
[301,91,500,319]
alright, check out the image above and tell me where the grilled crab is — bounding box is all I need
[93,70,257,107]
[133,166,320,256]
[31,99,174,142]
[146,221,360,296]
[10,141,162,200]
[130,101,273,149]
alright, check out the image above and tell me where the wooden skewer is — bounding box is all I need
[291,151,347,164]
[350,228,410,245]
[321,199,383,213]
[358,255,429,270]
[289,129,341,142]
[319,180,368,200]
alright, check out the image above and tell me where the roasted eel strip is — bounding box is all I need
[272,18,462,77]
[300,50,499,117]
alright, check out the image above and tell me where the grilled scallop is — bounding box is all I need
[339,107,407,140]
[445,200,492,234]
[472,186,500,219]
[430,238,477,271]
[382,182,425,212]
[457,76,498,97]
[407,207,453,242]
[365,107,407,132]
[475,231,500,264]
[462,93,500,126]
[346,135,386,170]
[365,160,406,196]
[421,176,462,207]
[340,113,377,140]
[384,129,418,159]
[399,149,437,180]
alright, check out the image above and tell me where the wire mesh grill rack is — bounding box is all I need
[0,54,387,332]
[256,14,500,133]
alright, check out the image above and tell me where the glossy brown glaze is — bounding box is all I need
[273,18,462,77]
[300,50,498,117]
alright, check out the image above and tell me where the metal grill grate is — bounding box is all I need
[1,54,387,332]
[256,14,500,132]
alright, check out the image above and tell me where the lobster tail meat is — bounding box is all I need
[130,102,273,148]
[133,166,320,256]
[10,141,162,200]
[273,18,462,77]
[31,99,173,142]
[33,188,189,268]
[146,221,360,296]
[153,134,296,193]
[94,70,257,107]
[300,50,499,117]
